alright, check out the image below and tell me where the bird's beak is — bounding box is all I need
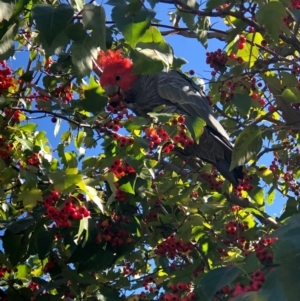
[103,85,119,97]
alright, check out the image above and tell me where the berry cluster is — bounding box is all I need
[270,150,300,195]
[28,281,40,292]
[219,76,265,105]
[0,266,17,278]
[25,152,40,167]
[225,221,249,239]
[54,84,73,103]
[0,61,16,93]
[206,49,228,75]
[231,269,265,298]
[121,262,138,276]
[110,158,135,178]
[253,237,277,263]
[143,211,158,222]
[172,118,194,149]
[145,126,170,149]
[112,133,134,147]
[95,218,133,247]
[43,257,55,273]
[234,173,254,196]
[44,194,90,228]
[237,35,247,50]
[203,169,224,190]
[3,108,22,122]
[0,135,13,161]
[154,234,194,259]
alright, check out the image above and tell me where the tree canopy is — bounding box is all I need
[0,0,300,300]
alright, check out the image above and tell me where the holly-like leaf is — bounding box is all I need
[230,125,263,170]
[48,170,82,192]
[199,266,240,300]
[17,188,43,209]
[31,4,74,46]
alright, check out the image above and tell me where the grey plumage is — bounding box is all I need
[118,70,243,186]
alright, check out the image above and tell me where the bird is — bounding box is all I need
[97,50,243,186]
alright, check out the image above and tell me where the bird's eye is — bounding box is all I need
[115,75,121,81]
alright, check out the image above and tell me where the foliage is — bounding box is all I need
[0,0,299,300]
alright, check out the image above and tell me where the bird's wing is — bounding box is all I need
[156,70,232,146]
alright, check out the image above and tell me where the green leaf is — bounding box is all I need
[75,131,85,149]
[236,32,261,68]
[195,16,210,48]
[256,1,286,42]
[17,189,43,209]
[231,93,252,116]
[199,266,240,300]
[185,116,206,144]
[76,76,108,113]
[123,116,148,131]
[266,187,276,205]
[15,137,33,150]
[48,170,82,192]
[177,0,197,30]
[82,4,106,50]
[251,187,264,206]
[281,71,298,86]
[281,87,300,103]
[15,264,31,278]
[131,27,173,72]
[119,181,135,194]
[0,22,18,60]
[111,5,155,47]
[31,4,74,46]
[230,125,263,170]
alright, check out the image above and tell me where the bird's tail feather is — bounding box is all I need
[215,159,243,187]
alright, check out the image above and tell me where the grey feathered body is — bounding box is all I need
[123,70,243,186]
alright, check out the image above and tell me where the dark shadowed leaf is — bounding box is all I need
[70,37,97,77]
[256,2,286,42]
[199,266,240,300]
[231,93,252,116]
[36,228,52,260]
[230,125,263,170]
[32,4,74,46]
[0,22,17,60]
[232,290,269,301]
[6,217,35,234]
[82,3,106,50]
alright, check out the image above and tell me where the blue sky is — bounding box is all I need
[8,0,284,217]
